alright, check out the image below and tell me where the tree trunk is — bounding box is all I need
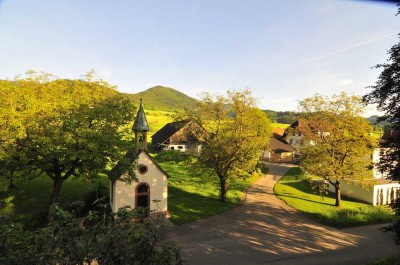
[49,177,64,206]
[334,181,341,207]
[219,176,228,202]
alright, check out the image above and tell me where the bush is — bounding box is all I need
[0,203,183,265]
[155,150,193,163]
[382,193,400,245]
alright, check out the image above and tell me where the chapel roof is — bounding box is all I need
[108,148,170,182]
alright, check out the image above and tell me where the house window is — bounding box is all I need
[177,146,183,149]
[138,165,148,174]
[136,183,150,209]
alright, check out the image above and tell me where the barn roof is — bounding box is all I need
[267,138,296,153]
[151,120,189,144]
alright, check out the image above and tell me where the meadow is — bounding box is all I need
[274,167,395,227]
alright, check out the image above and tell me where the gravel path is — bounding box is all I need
[167,163,399,265]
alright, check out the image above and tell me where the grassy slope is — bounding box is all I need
[271,122,290,129]
[274,168,394,227]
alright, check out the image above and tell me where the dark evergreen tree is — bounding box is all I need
[363,6,400,245]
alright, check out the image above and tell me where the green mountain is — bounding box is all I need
[123,86,198,111]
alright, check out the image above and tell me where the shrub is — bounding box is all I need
[0,203,183,265]
[155,150,192,163]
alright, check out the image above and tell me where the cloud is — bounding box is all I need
[339,79,354,85]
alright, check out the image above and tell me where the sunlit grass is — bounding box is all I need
[271,122,290,129]
[274,167,395,227]
[145,110,176,137]
[159,160,261,225]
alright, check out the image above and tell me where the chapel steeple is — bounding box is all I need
[133,99,150,152]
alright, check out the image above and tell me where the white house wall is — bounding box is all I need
[329,180,400,206]
[111,152,168,213]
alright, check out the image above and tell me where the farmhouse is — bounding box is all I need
[283,119,330,151]
[152,120,204,154]
[260,128,296,163]
[109,100,169,214]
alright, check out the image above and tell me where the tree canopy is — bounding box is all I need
[0,71,136,208]
[363,33,400,181]
[299,93,376,207]
[189,90,272,202]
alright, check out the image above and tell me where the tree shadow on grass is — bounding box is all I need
[168,186,238,225]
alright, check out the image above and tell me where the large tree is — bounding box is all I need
[363,7,400,243]
[299,93,376,207]
[363,35,400,181]
[0,71,135,207]
[190,90,272,202]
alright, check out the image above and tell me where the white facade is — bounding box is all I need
[285,132,305,151]
[372,148,390,179]
[110,150,168,213]
[329,180,400,206]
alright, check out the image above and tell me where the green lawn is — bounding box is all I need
[274,167,395,227]
[145,110,175,137]
[1,152,262,227]
[159,160,261,225]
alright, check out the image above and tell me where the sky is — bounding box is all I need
[0,0,399,115]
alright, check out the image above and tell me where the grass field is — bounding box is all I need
[159,158,261,225]
[271,122,290,129]
[274,167,395,227]
[0,150,262,227]
[145,110,176,137]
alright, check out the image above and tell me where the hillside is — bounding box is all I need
[123,86,198,111]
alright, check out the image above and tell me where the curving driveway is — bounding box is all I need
[167,163,399,265]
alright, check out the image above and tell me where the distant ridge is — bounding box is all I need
[123,86,198,111]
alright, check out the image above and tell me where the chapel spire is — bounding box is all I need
[133,99,149,152]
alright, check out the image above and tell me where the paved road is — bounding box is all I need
[167,163,399,265]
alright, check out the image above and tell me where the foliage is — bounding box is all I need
[274,168,394,227]
[363,33,400,181]
[363,8,400,246]
[0,174,109,229]
[382,193,400,245]
[0,71,137,209]
[299,93,377,207]
[187,90,272,202]
[124,86,198,111]
[263,109,301,124]
[0,203,182,265]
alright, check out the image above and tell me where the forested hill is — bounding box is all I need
[123,86,198,111]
